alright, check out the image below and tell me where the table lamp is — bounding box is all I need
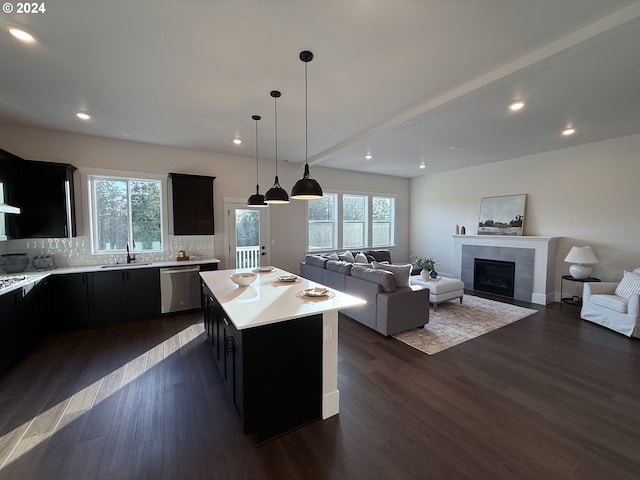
[564,246,598,279]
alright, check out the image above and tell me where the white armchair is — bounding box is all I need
[580,267,640,338]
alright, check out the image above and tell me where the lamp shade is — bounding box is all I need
[291,164,323,199]
[564,246,598,264]
[564,246,598,280]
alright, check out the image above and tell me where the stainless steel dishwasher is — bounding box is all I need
[160,265,201,314]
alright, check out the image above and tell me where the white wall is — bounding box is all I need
[410,133,640,293]
[0,124,410,273]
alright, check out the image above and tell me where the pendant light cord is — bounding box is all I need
[274,93,278,176]
[255,118,259,185]
[304,59,308,166]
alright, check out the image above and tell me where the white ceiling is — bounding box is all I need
[1,0,640,178]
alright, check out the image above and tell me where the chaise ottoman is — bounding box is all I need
[410,276,465,311]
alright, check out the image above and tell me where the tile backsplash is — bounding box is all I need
[0,235,216,269]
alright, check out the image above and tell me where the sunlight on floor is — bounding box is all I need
[0,323,202,470]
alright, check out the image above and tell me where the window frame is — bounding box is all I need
[85,170,168,256]
[306,190,396,252]
[307,192,338,252]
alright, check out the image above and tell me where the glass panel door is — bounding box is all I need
[227,202,269,269]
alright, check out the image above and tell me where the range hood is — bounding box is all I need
[0,183,20,214]
[0,203,20,214]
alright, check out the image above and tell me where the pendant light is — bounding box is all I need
[291,50,323,200]
[247,115,268,207]
[264,90,290,204]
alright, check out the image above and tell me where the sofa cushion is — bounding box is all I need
[366,249,392,263]
[351,265,396,292]
[338,250,355,263]
[371,261,412,288]
[326,259,353,274]
[615,270,640,298]
[355,252,368,263]
[305,255,328,268]
[590,294,629,314]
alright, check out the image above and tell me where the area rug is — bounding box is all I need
[392,295,537,355]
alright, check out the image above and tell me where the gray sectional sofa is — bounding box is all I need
[300,251,429,337]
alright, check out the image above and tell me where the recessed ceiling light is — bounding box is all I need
[449,145,460,150]
[8,26,36,44]
[233,138,242,145]
[419,163,426,169]
[365,154,373,160]
[509,101,525,111]
[76,112,91,120]
[562,127,576,136]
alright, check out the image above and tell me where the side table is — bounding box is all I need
[560,275,600,305]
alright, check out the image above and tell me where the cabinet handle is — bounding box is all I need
[223,318,229,327]
[225,336,234,355]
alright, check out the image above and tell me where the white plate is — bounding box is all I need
[256,266,274,272]
[277,275,297,282]
[303,287,329,297]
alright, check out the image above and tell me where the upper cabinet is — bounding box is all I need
[0,148,77,239]
[18,160,77,238]
[169,173,215,235]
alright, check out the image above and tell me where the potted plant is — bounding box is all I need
[410,255,438,280]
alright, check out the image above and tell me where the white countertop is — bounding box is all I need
[200,267,365,330]
[0,258,221,296]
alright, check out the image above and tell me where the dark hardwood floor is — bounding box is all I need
[1,297,639,480]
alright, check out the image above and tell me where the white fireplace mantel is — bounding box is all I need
[452,235,561,305]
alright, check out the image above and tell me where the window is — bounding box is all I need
[308,193,337,251]
[372,196,395,246]
[307,192,395,251]
[89,175,163,253]
[343,194,367,248]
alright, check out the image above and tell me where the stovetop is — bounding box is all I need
[0,274,28,287]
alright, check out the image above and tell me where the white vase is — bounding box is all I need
[421,268,430,280]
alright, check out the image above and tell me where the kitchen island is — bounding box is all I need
[200,267,365,445]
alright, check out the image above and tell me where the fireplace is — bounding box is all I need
[453,235,559,305]
[474,258,515,298]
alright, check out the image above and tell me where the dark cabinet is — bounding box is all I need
[0,148,23,239]
[18,160,77,238]
[0,280,48,376]
[0,148,77,239]
[50,272,90,329]
[0,289,21,375]
[125,268,161,320]
[169,173,215,235]
[202,283,323,445]
[89,268,161,324]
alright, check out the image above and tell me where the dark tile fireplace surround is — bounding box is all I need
[461,245,534,302]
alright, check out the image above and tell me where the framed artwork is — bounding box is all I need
[478,194,526,236]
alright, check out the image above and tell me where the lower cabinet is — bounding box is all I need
[0,279,49,376]
[90,268,160,325]
[50,272,90,329]
[202,283,323,445]
[50,268,160,329]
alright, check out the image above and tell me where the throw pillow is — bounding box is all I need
[355,252,368,263]
[326,252,339,261]
[350,265,396,292]
[615,270,640,298]
[326,260,353,275]
[338,250,355,263]
[371,261,412,288]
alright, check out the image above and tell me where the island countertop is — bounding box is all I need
[199,267,365,330]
